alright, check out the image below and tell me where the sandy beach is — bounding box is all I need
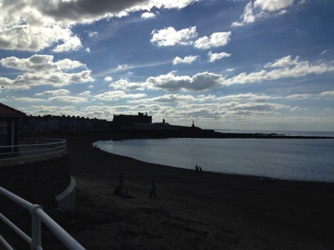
[35,133,334,249]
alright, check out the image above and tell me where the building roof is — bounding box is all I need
[0,103,26,118]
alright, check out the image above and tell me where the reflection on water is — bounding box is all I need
[95,138,334,182]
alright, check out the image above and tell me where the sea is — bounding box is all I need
[94,130,334,183]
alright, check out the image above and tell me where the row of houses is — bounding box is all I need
[1,102,198,136]
[22,112,154,132]
[22,113,198,132]
[22,115,111,132]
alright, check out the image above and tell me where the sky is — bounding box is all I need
[0,0,333,131]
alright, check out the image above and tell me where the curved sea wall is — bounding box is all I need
[0,154,71,216]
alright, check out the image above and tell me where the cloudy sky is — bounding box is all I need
[0,0,333,131]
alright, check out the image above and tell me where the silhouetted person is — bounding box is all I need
[114,186,122,196]
[150,178,156,199]
[119,172,124,188]
[121,188,129,197]
[199,166,202,173]
[195,165,199,174]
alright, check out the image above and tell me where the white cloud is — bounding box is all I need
[12,97,46,102]
[117,64,129,70]
[152,94,196,103]
[150,0,199,10]
[34,88,89,103]
[0,54,93,90]
[194,32,231,49]
[95,91,146,101]
[230,102,289,114]
[79,91,91,97]
[320,50,329,56]
[49,96,87,103]
[232,2,255,27]
[88,31,98,38]
[147,71,223,91]
[109,78,148,91]
[208,51,231,62]
[0,55,86,72]
[173,55,199,65]
[278,9,288,15]
[141,12,156,19]
[232,0,301,27]
[286,94,312,99]
[36,89,70,96]
[0,3,82,52]
[320,91,334,97]
[254,0,294,12]
[144,56,334,91]
[20,105,85,117]
[223,56,334,85]
[218,93,270,102]
[52,33,82,52]
[104,76,113,82]
[0,0,198,53]
[264,55,299,68]
[151,26,197,46]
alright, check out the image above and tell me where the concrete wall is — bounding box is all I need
[0,154,70,216]
[56,176,77,211]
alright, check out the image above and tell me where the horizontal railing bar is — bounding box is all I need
[0,187,85,250]
[0,187,32,210]
[0,138,67,165]
[0,139,66,149]
[34,209,85,250]
[0,213,32,244]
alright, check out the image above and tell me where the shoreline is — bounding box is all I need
[22,132,334,249]
[99,148,334,185]
[106,128,334,140]
[94,137,334,184]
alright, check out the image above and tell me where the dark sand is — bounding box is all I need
[43,133,334,249]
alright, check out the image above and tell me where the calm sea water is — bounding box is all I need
[94,138,334,183]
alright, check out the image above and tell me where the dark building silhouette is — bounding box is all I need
[22,115,110,132]
[112,112,152,129]
[0,103,26,154]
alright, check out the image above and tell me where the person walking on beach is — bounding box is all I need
[119,172,124,188]
[149,178,157,199]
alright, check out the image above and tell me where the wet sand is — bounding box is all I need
[46,133,334,249]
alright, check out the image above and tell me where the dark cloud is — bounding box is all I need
[41,0,148,21]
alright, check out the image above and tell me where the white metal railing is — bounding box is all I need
[0,138,67,166]
[0,186,85,250]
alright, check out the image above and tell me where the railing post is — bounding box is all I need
[30,205,42,250]
[1,186,83,250]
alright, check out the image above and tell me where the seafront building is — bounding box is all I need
[22,114,110,132]
[0,103,26,153]
[15,110,199,133]
[112,112,152,129]
[0,103,75,210]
